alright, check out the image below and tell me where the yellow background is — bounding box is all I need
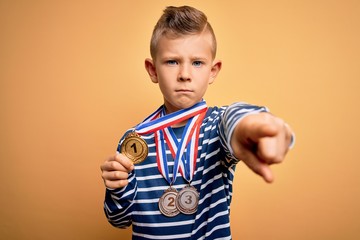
[1,0,359,239]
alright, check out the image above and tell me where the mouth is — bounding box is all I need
[175,89,193,93]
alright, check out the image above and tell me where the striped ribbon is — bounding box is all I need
[134,101,207,185]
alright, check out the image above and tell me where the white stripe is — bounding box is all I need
[109,206,133,219]
[133,218,195,227]
[134,198,159,204]
[104,202,112,214]
[194,213,229,235]
[132,210,160,215]
[197,223,231,240]
[203,160,220,175]
[198,184,225,205]
[142,134,155,140]
[121,186,136,199]
[132,231,191,240]
[134,162,157,169]
[213,236,231,240]
[197,197,228,220]
[200,172,223,190]
[111,174,136,194]
[135,174,163,181]
[209,136,219,144]
[137,183,187,192]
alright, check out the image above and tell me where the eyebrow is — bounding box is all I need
[161,55,209,62]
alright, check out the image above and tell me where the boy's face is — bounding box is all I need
[145,31,221,113]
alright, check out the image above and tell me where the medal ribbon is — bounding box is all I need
[163,111,206,183]
[135,101,207,135]
[134,101,207,185]
[184,111,206,182]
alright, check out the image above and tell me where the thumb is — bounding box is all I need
[239,113,279,145]
[248,121,278,144]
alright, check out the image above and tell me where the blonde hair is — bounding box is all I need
[150,6,217,59]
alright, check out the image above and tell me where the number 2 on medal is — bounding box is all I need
[168,197,175,207]
[130,143,137,153]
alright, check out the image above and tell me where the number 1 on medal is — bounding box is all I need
[120,132,148,164]
[131,143,137,153]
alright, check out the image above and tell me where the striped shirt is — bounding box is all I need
[104,102,267,239]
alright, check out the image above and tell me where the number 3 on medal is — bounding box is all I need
[185,195,192,205]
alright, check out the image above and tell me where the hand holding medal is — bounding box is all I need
[100,153,135,189]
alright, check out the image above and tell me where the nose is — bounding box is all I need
[178,64,191,81]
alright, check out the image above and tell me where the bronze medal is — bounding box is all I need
[176,185,199,215]
[158,187,180,217]
[120,132,148,164]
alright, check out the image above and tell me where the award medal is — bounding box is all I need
[120,132,148,164]
[158,187,180,217]
[176,185,199,215]
[126,101,207,216]
[120,109,161,164]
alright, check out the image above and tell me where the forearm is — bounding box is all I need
[103,172,137,228]
[219,102,268,164]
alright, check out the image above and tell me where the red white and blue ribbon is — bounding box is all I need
[134,101,207,185]
[135,101,207,135]
[163,111,206,183]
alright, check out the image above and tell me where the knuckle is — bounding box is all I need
[112,171,119,179]
[110,161,118,170]
[113,171,128,180]
[101,172,106,180]
[119,179,129,188]
[104,180,113,188]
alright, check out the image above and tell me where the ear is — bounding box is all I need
[209,60,222,84]
[145,58,158,83]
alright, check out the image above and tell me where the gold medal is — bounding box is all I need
[159,187,180,217]
[176,185,199,215]
[120,132,148,164]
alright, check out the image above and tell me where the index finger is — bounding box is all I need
[241,149,275,183]
[113,152,135,172]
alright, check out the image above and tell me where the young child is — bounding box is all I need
[101,5,294,240]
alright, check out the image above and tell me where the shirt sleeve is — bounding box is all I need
[218,102,269,166]
[103,131,138,228]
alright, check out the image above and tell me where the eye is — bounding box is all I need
[192,61,203,67]
[166,60,178,65]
